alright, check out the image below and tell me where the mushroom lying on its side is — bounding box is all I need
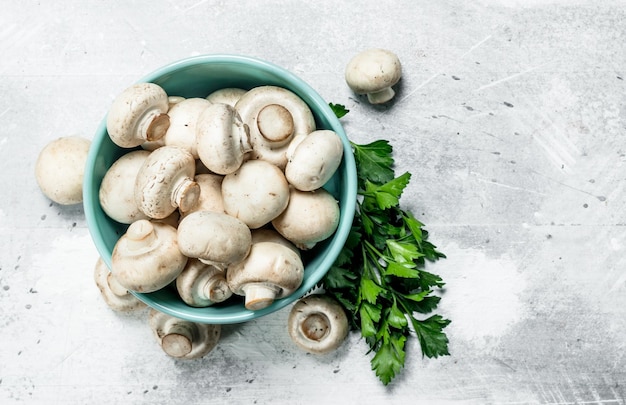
[148,309,220,360]
[288,294,349,354]
[93,257,145,312]
[176,259,232,307]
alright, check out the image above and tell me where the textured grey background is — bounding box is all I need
[1,1,625,404]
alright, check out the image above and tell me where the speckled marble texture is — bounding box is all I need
[1,1,625,404]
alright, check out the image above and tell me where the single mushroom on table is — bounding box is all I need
[205,87,247,107]
[176,259,232,307]
[287,294,349,354]
[161,97,212,159]
[227,240,304,311]
[221,159,290,229]
[35,136,91,205]
[148,309,220,360]
[93,257,146,312]
[272,187,340,250]
[134,145,201,219]
[106,83,170,148]
[111,219,188,293]
[235,85,316,170]
[345,48,402,104]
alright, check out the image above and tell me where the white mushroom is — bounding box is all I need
[227,241,304,311]
[235,86,316,169]
[99,149,151,224]
[251,228,300,255]
[177,210,251,269]
[205,87,247,107]
[93,257,146,312]
[148,309,220,360]
[111,219,188,293]
[288,294,349,354]
[285,130,344,191]
[181,173,225,218]
[161,97,212,159]
[345,48,402,104]
[221,160,290,229]
[272,187,340,250]
[35,136,91,205]
[176,259,232,307]
[134,146,200,219]
[106,83,170,148]
[196,102,252,175]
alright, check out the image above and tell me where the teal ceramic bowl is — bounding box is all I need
[83,54,357,324]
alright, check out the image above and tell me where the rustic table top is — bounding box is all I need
[1,1,625,404]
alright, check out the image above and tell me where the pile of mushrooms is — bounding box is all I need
[100,82,345,313]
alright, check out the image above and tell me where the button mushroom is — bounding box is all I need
[35,136,91,205]
[176,259,232,307]
[227,241,304,311]
[111,219,188,293]
[285,129,344,192]
[345,48,402,104]
[161,97,212,159]
[205,87,247,107]
[134,145,201,219]
[177,210,251,269]
[196,102,252,175]
[251,228,300,255]
[93,257,146,312]
[272,187,340,250]
[221,159,290,229]
[148,309,220,359]
[106,83,170,148]
[235,86,316,170]
[99,149,151,224]
[287,294,349,354]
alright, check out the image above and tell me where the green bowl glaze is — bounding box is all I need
[83,54,357,324]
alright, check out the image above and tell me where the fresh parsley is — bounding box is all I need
[329,102,350,119]
[323,105,450,385]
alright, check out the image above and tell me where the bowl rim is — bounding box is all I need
[83,53,357,323]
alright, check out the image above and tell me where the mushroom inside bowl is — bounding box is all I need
[83,54,357,324]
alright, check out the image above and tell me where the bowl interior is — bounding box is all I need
[84,54,357,324]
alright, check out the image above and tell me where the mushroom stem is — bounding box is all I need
[161,322,197,358]
[203,277,231,303]
[242,283,281,311]
[171,177,201,213]
[125,220,158,252]
[366,87,395,105]
[301,312,331,341]
[141,110,170,142]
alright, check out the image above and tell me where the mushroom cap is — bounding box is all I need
[345,48,402,94]
[149,309,221,359]
[196,102,251,175]
[93,257,146,312]
[35,136,91,205]
[227,241,304,310]
[205,87,247,107]
[250,228,300,256]
[288,294,349,354]
[272,187,340,250]
[176,259,232,307]
[134,146,200,219]
[106,83,170,148]
[221,160,290,229]
[99,149,151,224]
[285,130,344,192]
[235,86,316,169]
[162,97,211,159]
[111,220,188,293]
[177,210,252,267]
[181,173,225,218]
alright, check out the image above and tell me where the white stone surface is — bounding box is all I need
[1,1,625,404]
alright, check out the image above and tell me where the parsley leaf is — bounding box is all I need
[329,102,350,118]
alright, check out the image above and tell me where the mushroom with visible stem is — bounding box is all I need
[180,173,225,218]
[235,86,316,170]
[134,145,201,219]
[99,149,151,224]
[148,309,220,359]
[272,187,340,250]
[111,219,188,293]
[287,294,349,354]
[345,48,402,104]
[205,87,247,107]
[35,136,91,205]
[285,130,344,192]
[221,159,290,229]
[176,259,232,307]
[177,210,251,269]
[161,97,212,159]
[227,241,304,311]
[196,102,252,175]
[106,83,170,148]
[93,257,146,312]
